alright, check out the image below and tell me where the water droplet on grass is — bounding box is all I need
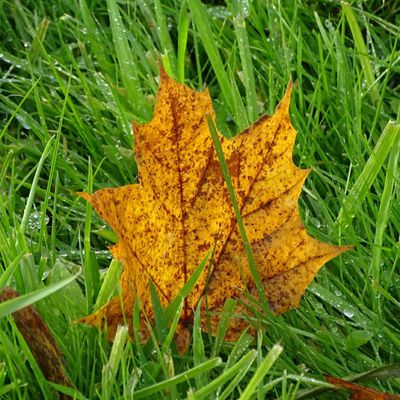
[28,212,49,231]
[333,289,342,297]
[343,308,355,318]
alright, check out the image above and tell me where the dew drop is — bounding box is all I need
[343,308,355,318]
[333,289,342,297]
[28,212,49,231]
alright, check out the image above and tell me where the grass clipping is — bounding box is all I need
[79,69,349,352]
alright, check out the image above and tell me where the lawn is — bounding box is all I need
[0,0,400,399]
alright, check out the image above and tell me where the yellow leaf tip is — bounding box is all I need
[132,119,141,132]
[276,80,293,114]
[286,79,293,95]
[159,63,174,85]
[74,314,98,327]
[326,243,353,261]
[76,191,92,202]
[339,243,354,254]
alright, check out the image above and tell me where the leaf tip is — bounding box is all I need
[132,119,141,133]
[76,191,93,203]
[159,63,172,84]
[286,79,293,95]
[276,80,293,115]
[339,243,355,254]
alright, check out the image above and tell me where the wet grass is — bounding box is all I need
[0,0,400,398]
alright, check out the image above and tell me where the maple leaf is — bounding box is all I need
[326,375,400,399]
[79,69,349,350]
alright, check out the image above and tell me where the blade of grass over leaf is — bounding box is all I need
[164,252,210,323]
[93,260,122,310]
[161,296,184,353]
[132,297,147,365]
[211,299,237,358]
[1,288,74,397]
[149,279,167,342]
[192,299,207,387]
[206,115,269,311]
[0,271,80,319]
[0,252,25,292]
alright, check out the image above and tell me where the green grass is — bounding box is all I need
[1,0,400,398]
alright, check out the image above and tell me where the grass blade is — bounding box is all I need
[239,344,283,400]
[207,115,268,310]
[190,349,257,399]
[336,121,400,229]
[0,271,80,319]
[227,0,258,122]
[133,358,222,399]
[20,137,54,233]
[342,2,379,104]
[164,251,210,322]
[106,0,147,117]
[188,0,248,130]
[94,260,123,310]
[370,126,400,301]
[101,325,129,400]
[0,252,25,292]
[154,0,177,78]
[177,0,189,83]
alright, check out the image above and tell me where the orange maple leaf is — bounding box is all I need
[79,69,349,351]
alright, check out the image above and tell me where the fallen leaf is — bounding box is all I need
[79,69,350,350]
[326,375,400,399]
[0,287,73,399]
